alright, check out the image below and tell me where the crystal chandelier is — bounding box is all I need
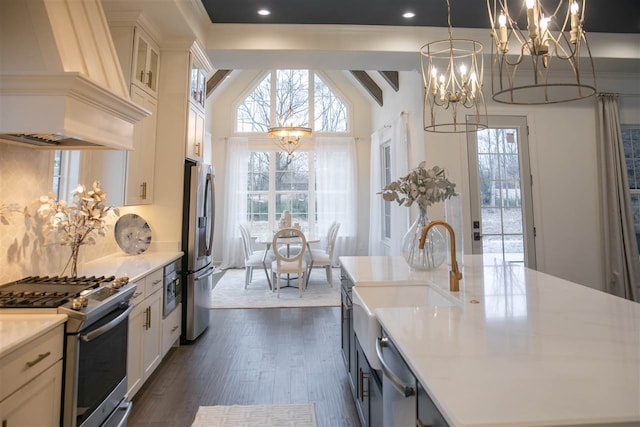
[420,0,488,133]
[487,0,597,104]
[268,107,312,158]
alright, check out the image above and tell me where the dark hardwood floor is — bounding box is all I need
[128,307,360,427]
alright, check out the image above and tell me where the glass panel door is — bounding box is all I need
[467,116,536,268]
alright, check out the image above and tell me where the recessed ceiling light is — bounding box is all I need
[403,12,415,19]
[257,9,271,16]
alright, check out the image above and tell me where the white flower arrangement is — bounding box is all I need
[380,161,456,212]
[37,181,117,276]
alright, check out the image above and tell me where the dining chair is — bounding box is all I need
[271,228,307,297]
[310,222,340,286]
[239,223,274,289]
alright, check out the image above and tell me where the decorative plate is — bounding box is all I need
[114,214,152,255]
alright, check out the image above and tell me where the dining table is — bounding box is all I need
[254,231,320,290]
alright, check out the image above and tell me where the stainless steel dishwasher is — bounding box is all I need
[375,330,417,427]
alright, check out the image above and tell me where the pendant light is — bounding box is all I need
[486,0,597,104]
[420,0,488,133]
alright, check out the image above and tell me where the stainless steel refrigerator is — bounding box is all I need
[181,160,221,342]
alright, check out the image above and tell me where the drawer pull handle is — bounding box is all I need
[171,325,179,332]
[25,351,51,368]
[133,292,142,299]
[152,279,162,285]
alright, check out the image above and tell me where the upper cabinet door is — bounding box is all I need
[133,28,160,97]
[189,56,207,110]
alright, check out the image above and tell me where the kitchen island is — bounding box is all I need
[341,255,640,427]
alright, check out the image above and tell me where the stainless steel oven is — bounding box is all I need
[64,300,133,427]
[163,259,181,318]
[0,275,136,427]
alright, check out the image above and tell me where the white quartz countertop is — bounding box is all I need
[79,251,183,282]
[344,256,640,427]
[0,314,67,358]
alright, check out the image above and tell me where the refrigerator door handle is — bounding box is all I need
[203,172,215,257]
[194,265,215,281]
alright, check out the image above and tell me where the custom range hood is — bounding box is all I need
[0,0,149,149]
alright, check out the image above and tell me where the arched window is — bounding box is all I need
[236,70,349,133]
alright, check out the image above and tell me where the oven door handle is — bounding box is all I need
[80,304,134,342]
[376,337,416,398]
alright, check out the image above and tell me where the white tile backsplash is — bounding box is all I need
[0,142,118,283]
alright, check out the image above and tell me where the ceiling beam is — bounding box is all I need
[378,71,399,92]
[350,70,383,106]
[206,69,232,98]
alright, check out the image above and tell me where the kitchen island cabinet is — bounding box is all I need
[341,255,640,427]
[341,269,382,427]
[0,316,66,427]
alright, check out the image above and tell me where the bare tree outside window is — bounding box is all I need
[315,74,348,132]
[237,74,270,132]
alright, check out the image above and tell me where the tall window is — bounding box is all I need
[381,142,392,240]
[247,151,315,234]
[237,70,349,232]
[622,125,640,252]
[51,150,80,202]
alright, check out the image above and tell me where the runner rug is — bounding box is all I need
[206,268,340,309]
[191,404,317,427]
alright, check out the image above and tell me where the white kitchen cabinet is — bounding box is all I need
[161,302,182,357]
[127,268,163,399]
[86,87,156,206]
[132,27,160,97]
[186,103,205,162]
[126,85,157,205]
[0,325,63,427]
[87,19,158,206]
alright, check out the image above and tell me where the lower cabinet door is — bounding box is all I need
[369,369,383,427]
[0,360,62,427]
[127,302,145,398]
[142,289,162,380]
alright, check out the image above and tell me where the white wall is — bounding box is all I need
[370,70,640,291]
[206,69,372,265]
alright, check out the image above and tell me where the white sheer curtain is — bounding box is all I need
[596,94,640,302]
[220,137,249,269]
[368,130,384,255]
[316,137,358,265]
[390,113,410,255]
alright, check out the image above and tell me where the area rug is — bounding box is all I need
[206,268,340,309]
[191,403,317,427]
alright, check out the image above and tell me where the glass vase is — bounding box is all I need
[62,244,80,277]
[401,208,447,270]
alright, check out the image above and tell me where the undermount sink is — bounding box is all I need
[352,283,460,370]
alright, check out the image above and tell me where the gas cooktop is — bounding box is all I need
[0,275,115,308]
